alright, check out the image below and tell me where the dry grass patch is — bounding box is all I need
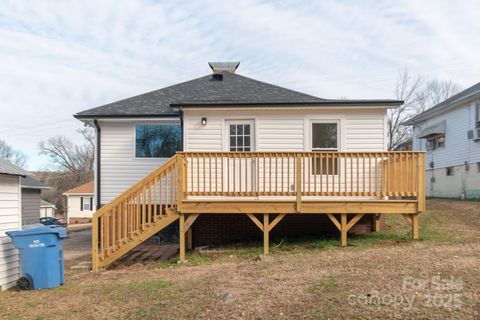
[0,199,479,319]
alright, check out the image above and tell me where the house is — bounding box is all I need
[63,181,95,224]
[0,158,28,290]
[404,82,480,199]
[74,62,426,271]
[20,176,50,226]
[40,200,56,218]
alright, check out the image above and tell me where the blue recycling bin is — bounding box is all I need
[7,225,67,290]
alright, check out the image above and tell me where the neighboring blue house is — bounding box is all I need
[405,82,480,199]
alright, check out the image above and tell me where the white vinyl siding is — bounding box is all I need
[413,101,480,169]
[99,119,180,204]
[0,174,21,290]
[184,108,387,152]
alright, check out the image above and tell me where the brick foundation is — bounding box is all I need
[191,214,385,247]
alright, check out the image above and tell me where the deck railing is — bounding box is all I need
[182,152,425,200]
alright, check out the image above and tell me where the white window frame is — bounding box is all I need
[225,120,255,152]
[310,120,340,176]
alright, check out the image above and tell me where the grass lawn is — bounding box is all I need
[1,199,479,319]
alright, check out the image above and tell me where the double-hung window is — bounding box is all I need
[475,103,480,128]
[81,197,93,211]
[311,122,339,175]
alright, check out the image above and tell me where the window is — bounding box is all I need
[229,123,252,151]
[311,122,338,175]
[476,103,480,128]
[81,197,92,211]
[446,167,454,176]
[426,135,445,151]
[135,124,182,158]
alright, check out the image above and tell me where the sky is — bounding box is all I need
[0,0,479,170]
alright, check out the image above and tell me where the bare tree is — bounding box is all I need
[388,70,460,150]
[38,127,94,182]
[0,139,28,167]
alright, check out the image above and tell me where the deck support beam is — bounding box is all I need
[341,214,347,246]
[374,214,381,232]
[327,213,365,247]
[247,213,286,255]
[179,213,200,262]
[179,212,185,262]
[263,214,269,255]
[402,214,419,240]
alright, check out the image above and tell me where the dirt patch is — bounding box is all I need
[0,199,479,319]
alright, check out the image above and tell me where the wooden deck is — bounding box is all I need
[92,151,425,271]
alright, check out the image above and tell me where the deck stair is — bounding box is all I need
[92,155,181,271]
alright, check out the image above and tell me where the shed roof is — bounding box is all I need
[21,176,50,189]
[0,158,29,176]
[63,181,94,195]
[75,71,402,119]
[40,200,56,208]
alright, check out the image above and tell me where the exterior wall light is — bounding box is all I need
[201,117,207,126]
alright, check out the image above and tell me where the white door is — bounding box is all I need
[225,120,256,194]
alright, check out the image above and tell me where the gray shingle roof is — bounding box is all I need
[21,176,50,189]
[0,158,28,176]
[75,72,402,118]
[404,82,480,125]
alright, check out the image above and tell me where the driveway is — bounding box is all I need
[64,226,91,261]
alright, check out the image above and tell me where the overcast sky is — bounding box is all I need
[0,0,479,170]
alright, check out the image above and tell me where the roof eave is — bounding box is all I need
[171,100,403,108]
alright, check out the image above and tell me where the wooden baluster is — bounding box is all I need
[153,177,157,221]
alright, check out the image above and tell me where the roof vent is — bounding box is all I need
[208,62,240,74]
[211,73,223,81]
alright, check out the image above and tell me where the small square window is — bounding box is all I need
[477,162,480,173]
[446,167,454,176]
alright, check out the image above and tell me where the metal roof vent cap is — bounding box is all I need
[208,62,240,74]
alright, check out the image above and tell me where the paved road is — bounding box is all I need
[64,227,91,261]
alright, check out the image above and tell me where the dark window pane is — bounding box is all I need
[230,136,236,147]
[230,125,236,135]
[244,136,250,147]
[244,125,250,135]
[237,136,243,147]
[244,146,250,151]
[312,123,337,149]
[237,125,243,135]
[230,147,236,151]
[135,124,182,158]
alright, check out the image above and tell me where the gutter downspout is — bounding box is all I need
[93,119,101,209]
[179,107,184,151]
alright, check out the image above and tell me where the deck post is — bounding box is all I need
[341,213,347,246]
[417,153,426,213]
[412,214,419,240]
[374,214,381,232]
[179,212,186,262]
[177,153,184,213]
[263,213,269,255]
[296,154,302,213]
[91,216,99,272]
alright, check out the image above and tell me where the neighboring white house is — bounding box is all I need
[0,158,28,290]
[405,82,480,199]
[63,181,95,224]
[40,200,56,218]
